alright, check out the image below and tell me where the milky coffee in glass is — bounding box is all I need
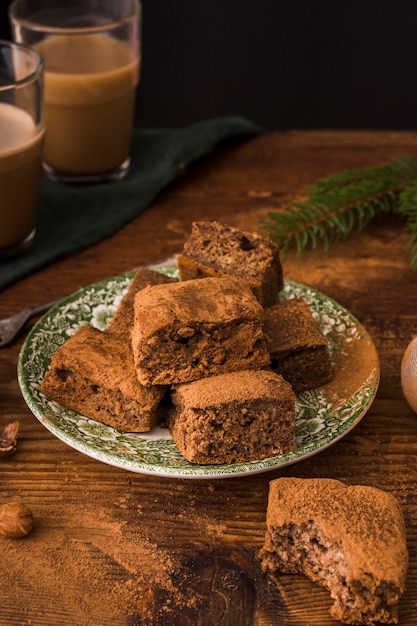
[0,40,44,260]
[10,0,141,184]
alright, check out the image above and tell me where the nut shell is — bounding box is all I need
[0,502,34,538]
[401,335,417,413]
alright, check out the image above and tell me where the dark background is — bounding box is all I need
[2,0,417,131]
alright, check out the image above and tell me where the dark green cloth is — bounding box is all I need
[0,116,262,291]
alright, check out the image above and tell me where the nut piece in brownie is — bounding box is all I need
[177,220,283,307]
[40,325,165,432]
[260,477,408,625]
[132,276,270,385]
[106,267,177,343]
[168,369,296,464]
[263,297,334,393]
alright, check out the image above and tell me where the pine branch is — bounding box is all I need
[311,157,417,194]
[397,182,417,268]
[261,156,417,264]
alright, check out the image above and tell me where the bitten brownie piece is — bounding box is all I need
[40,325,165,432]
[177,221,283,307]
[260,477,409,625]
[168,369,296,464]
[106,268,177,343]
[263,297,334,393]
[132,276,270,385]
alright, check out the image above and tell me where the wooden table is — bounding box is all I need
[1,130,417,626]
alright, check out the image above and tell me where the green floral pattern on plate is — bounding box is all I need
[18,266,379,479]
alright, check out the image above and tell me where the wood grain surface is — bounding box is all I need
[1,130,417,626]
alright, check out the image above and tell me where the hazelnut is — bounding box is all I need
[0,502,34,538]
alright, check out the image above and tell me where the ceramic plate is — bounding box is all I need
[18,265,380,479]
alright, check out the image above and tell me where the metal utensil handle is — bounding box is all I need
[28,296,66,320]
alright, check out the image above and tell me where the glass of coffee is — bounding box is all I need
[9,0,141,185]
[0,39,44,261]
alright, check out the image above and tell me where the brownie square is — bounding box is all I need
[40,325,165,432]
[168,369,296,464]
[131,276,270,385]
[260,477,408,625]
[264,297,334,393]
[177,221,283,306]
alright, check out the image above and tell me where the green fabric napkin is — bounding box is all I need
[0,116,262,291]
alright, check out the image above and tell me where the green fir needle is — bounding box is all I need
[261,156,417,268]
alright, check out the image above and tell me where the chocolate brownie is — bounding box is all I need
[131,276,270,385]
[177,221,283,306]
[40,325,165,432]
[263,297,334,393]
[260,477,408,625]
[168,369,296,464]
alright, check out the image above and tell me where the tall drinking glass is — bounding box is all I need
[9,0,141,184]
[0,39,44,260]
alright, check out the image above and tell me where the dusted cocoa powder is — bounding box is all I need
[1,498,184,625]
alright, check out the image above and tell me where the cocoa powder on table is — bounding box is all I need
[1,498,186,625]
[0,489,233,625]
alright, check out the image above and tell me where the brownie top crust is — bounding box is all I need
[172,369,295,408]
[179,220,280,282]
[43,325,155,402]
[264,297,329,352]
[266,477,408,588]
[133,276,265,336]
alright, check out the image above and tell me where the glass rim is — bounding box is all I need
[9,0,141,36]
[0,38,44,92]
